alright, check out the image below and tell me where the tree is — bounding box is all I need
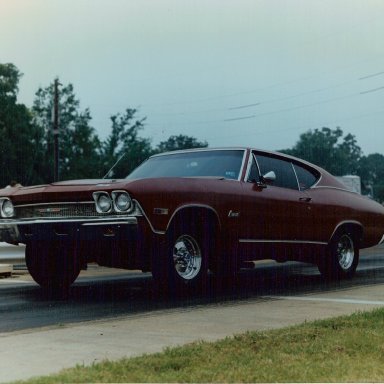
[32,81,102,181]
[0,63,44,187]
[156,134,208,153]
[282,127,362,176]
[101,108,152,178]
[0,63,20,100]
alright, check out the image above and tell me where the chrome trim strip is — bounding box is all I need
[151,147,247,158]
[238,150,248,181]
[147,148,247,182]
[135,201,166,235]
[239,239,327,245]
[13,200,142,219]
[378,234,384,245]
[327,220,362,243]
[0,216,138,226]
[136,201,221,235]
[312,173,322,188]
[311,185,358,193]
[15,201,94,208]
[291,162,300,191]
[243,151,254,182]
[82,219,137,226]
[168,204,220,231]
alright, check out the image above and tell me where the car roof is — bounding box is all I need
[150,147,248,158]
[151,147,320,169]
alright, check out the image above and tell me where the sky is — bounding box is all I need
[1,0,384,155]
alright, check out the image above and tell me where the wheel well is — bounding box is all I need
[331,223,363,248]
[167,207,221,269]
[168,206,220,233]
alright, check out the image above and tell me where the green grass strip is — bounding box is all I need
[17,307,384,383]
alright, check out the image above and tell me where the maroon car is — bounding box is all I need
[0,147,383,293]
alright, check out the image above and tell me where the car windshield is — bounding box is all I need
[127,150,245,180]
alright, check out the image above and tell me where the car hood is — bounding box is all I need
[0,176,234,205]
[0,179,131,204]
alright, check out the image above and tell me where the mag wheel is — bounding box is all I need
[26,240,81,291]
[172,234,203,281]
[152,222,210,296]
[318,231,359,280]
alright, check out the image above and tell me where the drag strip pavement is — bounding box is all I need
[0,246,384,382]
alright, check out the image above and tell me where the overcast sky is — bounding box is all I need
[1,0,384,155]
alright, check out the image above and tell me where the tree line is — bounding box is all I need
[0,63,207,187]
[281,127,384,202]
[1,62,383,201]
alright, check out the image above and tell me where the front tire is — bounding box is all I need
[26,240,81,291]
[152,221,210,296]
[318,231,359,280]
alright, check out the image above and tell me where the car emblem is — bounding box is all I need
[37,208,62,214]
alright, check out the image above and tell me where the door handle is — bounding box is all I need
[299,197,312,202]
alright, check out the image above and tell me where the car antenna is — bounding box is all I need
[103,153,126,179]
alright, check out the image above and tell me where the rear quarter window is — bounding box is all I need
[293,163,319,190]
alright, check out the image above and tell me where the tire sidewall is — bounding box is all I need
[319,231,359,280]
[26,240,81,289]
[152,219,210,296]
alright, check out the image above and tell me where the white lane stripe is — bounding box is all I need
[0,280,33,284]
[264,296,384,306]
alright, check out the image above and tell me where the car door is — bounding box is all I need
[238,152,317,259]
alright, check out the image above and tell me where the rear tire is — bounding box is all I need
[318,231,359,280]
[26,240,81,291]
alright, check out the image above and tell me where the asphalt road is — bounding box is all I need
[0,245,384,333]
[1,245,384,382]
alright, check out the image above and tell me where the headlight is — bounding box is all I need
[93,192,112,213]
[112,191,132,212]
[0,199,15,218]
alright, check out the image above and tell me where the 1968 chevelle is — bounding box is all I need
[0,147,383,294]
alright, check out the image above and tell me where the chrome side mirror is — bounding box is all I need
[257,171,276,188]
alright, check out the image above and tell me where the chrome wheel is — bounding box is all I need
[318,230,359,280]
[336,234,354,271]
[173,235,202,280]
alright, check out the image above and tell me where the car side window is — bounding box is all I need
[293,163,319,190]
[255,154,299,190]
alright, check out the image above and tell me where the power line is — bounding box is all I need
[201,107,384,146]
[228,103,260,111]
[360,86,384,95]
[359,71,384,80]
[223,115,256,122]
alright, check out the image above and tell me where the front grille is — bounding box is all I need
[16,202,109,219]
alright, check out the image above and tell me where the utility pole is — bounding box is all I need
[53,78,60,182]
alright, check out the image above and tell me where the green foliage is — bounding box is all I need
[19,308,384,383]
[32,81,102,181]
[280,126,384,200]
[0,63,44,187]
[101,108,152,178]
[282,127,362,176]
[0,63,20,100]
[3,62,383,195]
[156,134,208,153]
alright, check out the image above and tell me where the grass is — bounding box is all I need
[17,308,384,383]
